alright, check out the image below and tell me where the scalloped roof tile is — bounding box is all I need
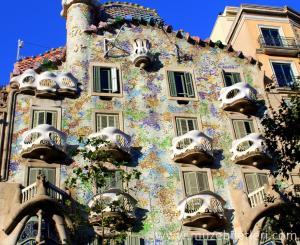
[12,47,66,77]
[100,1,163,23]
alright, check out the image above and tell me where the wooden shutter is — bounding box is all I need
[93,66,102,92]
[46,111,57,127]
[245,173,259,193]
[184,72,195,98]
[33,111,43,127]
[184,172,199,196]
[111,68,118,93]
[197,172,209,192]
[258,173,268,187]
[167,71,177,97]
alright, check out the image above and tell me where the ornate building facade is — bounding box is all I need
[0,1,298,245]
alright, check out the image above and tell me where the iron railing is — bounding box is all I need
[259,35,299,49]
[271,75,300,89]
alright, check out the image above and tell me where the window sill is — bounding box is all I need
[91,92,123,98]
[168,96,198,102]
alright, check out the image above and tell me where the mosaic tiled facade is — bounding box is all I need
[0,1,298,245]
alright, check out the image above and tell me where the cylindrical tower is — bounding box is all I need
[62,0,98,83]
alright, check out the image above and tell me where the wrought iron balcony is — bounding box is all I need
[219,82,258,115]
[10,69,78,98]
[178,191,226,230]
[230,133,272,167]
[171,130,214,166]
[266,75,300,90]
[20,124,68,162]
[88,189,137,238]
[258,35,300,56]
[88,127,132,162]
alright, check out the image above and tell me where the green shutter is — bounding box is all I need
[93,66,101,92]
[197,172,209,192]
[258,174,268,187]
[184,72,195,98]
[184,172,199,196]
[168,71,177,97]
[232,73,242,84]
[245,173,259,193]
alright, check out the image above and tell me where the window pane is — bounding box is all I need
[33,110,57,128]
[258,174,268,187]
[261,28,282,46]
[233,120,254,138]
[93,67,120,94]
[245,173,260,193]
[272,63,294,87]
[100,68,110,92]
[174,72,185,97]
[224,72,241,86]
[184,172,199,196]
[176,117,198,136]
[96,113,119,131]
[28,168,56,185]
[197,172,209,192]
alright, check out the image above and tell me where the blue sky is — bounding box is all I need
[1,0,300,85]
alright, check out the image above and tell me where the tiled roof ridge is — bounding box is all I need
[12,47,66,77]
[101,1,160,16]
[85,19,258,66]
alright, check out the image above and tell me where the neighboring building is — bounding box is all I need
[0,1,298,245]
[211,4,300,108]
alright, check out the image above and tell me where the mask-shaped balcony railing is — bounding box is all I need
[219,82,258,115]
[88,189,137,237]
[171,130,213,166]
[20,124,68,162]
[178,191,226,230]
[10,69,78,98]
[230,133,272,167]
[88,127,132,162]
[131,39,152,69]
[258,35,300,57]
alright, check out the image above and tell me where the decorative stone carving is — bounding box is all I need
[131,39,152,68]
[171,130,214,166]
[20,124,68,162]
[219,82,258,114]
[230,133,272,167]
[178,191,226,230]
[10,69,78,98]
[88,127,132,161]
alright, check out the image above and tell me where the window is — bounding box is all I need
[32,110,57,128]
[272,62,296,87]
[232,119,255,139]
[92,66,120,94]
[175,117,198,136]
[261,28,282,47]
[244,173,268,194]
[96,113,119,132]
[167,71,195,98]
[183,171,210,196]
[28,167,56,186]
[98,171,123,192]
[125,236,145,245]
[223,72,242,86]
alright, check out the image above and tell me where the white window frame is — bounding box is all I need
[221,68,246,87]
[90,62,123,97]
[173,114,202,137]
[180,166,214,198]
[258,25,285,42]
[30,106,61,130]
[165,67,198,101]
[241,168,270,194]
[92,110,123,132]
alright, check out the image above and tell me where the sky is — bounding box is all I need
[1,0,300,85]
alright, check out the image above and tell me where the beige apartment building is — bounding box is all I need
[211,4,300,108]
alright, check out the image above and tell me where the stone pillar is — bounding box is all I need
[52,214,68,244]
[35,210,43,243]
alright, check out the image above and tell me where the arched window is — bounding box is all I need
[17,213,61,245]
